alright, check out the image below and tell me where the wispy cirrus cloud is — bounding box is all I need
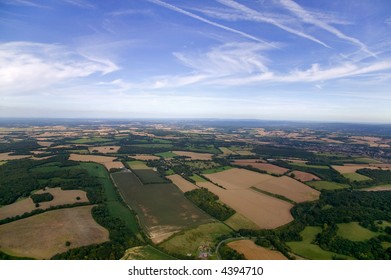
[2,0,47,8]
[0,42,118,94]
[276,0,374,56]
[62,0,95,9]
[147,0,273,45]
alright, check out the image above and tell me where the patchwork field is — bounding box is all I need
[0,153,31,161]
[288,170,320,182]
[197,181,293,229]
[233,160,288,175]
[111,172,213,243]
[121,245,176,260]
[172,151,213,160]
[88,146,120,154]
[167,175,198,192]
[130,154,160,161]
[227,239,287,260]
[160,222,232,257]
[69,153,124,170]
[0,206,109,259]
[219,147,236,155]
[0,187,88,220]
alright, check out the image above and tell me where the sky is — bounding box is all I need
[0,0,391,123]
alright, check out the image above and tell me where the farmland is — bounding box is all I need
[227,239,287,260]
[196,181,293,229]
[167,174,198,192]
[0,206,109,259]
[69,154,124,170]
[111,172,213,243]
[232,160,288,175]
[0,187,88,220]
[1,119,391,260]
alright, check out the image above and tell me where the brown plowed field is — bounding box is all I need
[167,175,198,192]
[69,153,124,170]
[0,188,88,220]
[0,206,109,259]
[0,153,31,161]
[288,171,320,182]
[197,181,293,229]
[228,240,287,260]
[233,160,288,175]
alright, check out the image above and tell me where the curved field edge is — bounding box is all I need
[0,205,109,259]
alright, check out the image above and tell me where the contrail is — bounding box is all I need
[148,0,275,47]
[216,0,330,48]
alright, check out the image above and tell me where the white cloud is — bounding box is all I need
[63,0,95,9]
[0,42,118,94]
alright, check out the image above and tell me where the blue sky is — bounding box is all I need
[1,0,391,122]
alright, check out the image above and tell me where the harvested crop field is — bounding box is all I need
[228,240,287,260]
[172,151,213,160]
[197,181,293,229]
[0,187,88,220]
[253,176,320,203]
[37,141,53,147]
[121,245,176,260]
[204,168,271,190]
[233,160,288,175]
[0,153,31,161]
[69,153,124,170]
[204,168,319,203]
[167,175,198,192]
[131,154,160,161]
[0,206,109,259]
[219,147,236,155]
[111,172,213,243]
[88,146,120,154]
[288,171,320,182]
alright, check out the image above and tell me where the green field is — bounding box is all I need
[351,157,383,164]
[307,180,350,191]
[122,245,176,260]
[190,174,207,182]
[224,212,259,231]
[343,172,372,182]
[202,166,233,174]
[132,169,168,184]
[337,222,380,241]
[69,137,112,144]
[0,161,7,166]
[127,161,150,170]
[289,162,330,169]
[287,226,352,260]
[68,149,89,154]
[151,138,172,144]
[159,222,232,257]
[155,151,178,159]
[111,172,213,241]
[80,163,141,237]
